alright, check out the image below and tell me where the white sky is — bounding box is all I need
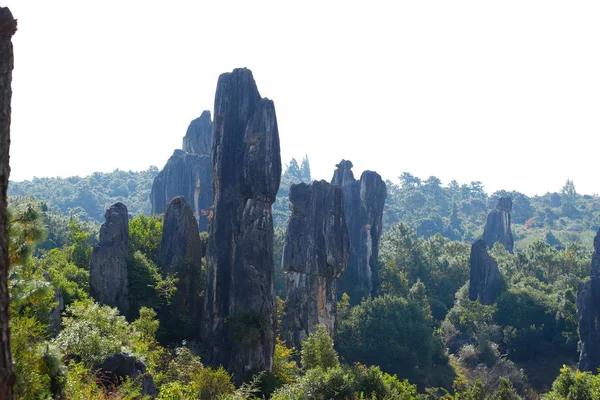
[4,1,600,196]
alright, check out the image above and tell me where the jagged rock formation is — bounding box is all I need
[90,203,130,316]
[151,111,213,231]
[468,197,514,305]
[483,197,514,253]
[98,353,157,398]
[202,68,281,382]
[158,196,202,339]
[468,239,502,304]
[578,230,600,372]
[330,159,386,300]
[182,111,213,155]
[280,181,349,350]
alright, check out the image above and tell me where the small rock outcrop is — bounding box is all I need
[330,160,386,301]
[151,111,213,231]
[98,353,157,398]
[90,203,130,316]
[202,68,281,382]
[483,197,514,253]
[468,197,514,305]
[280,181,349,350]
[468,239,502,304]
[159,196,202,339]
[578,230,600,372]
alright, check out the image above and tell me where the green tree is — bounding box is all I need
[300,324,339,371]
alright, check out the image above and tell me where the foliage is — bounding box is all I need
[54,299,133,366]
[543,365,600,400]
[301,324,339,371]
[129,214,163,265]
[273,336,298,386]
[272,363,418,400]
[8,167,159,223]
[337,294,452,389]
[225,307,271,346]
[11,315,54,399]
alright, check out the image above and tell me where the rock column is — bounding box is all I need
[202,68,281,382]
[280,181,349,350]
[159,197,203,340]
[331,160,386,301]
[90,203,130,316]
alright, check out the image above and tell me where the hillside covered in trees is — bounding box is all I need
[10,163,600,251]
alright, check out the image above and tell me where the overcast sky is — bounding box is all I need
[4,1,599,196]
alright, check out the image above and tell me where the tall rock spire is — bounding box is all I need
[90,203,130,316]
[468,197,513,304]
[331,160,386,301]
[201,68,281,382]
[280,181,349,350]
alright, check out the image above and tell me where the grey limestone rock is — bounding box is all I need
[280,181,349,350]
[202,68,281,382]
[468,239,502,305]
[468,197,514,305]
[331,159,386,301]
[99,353,157,398]
[90,203,130,316]
[159,196,202,339]
[483,197,514,253]
[578,230,600,372]
[151,111,213,231]
[182,110,212,155]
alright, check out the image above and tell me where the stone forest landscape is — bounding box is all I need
[2,2,600,400]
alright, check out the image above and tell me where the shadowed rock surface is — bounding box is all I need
[331,159,386,301]
[158,197,202,340]
[151,111,213,231]
[90,203,130,316]
[468,197,513,305]
[280,181,349,350]
[483,197,514,253]
[98,353,157,398]
[468,239,502,305]
[201,68,281,382]
[578,230,600,372]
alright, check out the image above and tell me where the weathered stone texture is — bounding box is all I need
[578,230,600,372]
[331,160,386,300]
[151,111,213,231]
[159,197,202,338]
[280,181,349,349]
[483,197,514,253]
[202,68,281,381]
[90,203,130,316]
[468,239,502,305]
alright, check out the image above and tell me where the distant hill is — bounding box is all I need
[9,164,600,250]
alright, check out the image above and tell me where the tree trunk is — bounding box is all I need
[0,7,16,400]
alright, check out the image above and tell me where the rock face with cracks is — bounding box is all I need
[280,181,349,350]
[468,239,502,305]
[151,111,213,231]
[330,159,386,301]
[90,203,130,316]
[201,68,281,382]
[468,197,513,304]
[159,196,203,339]
[578,230,600,372]
[483,197,514,253]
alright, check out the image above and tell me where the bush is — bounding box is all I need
[54,300,132,366]
[301,324,339,371]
